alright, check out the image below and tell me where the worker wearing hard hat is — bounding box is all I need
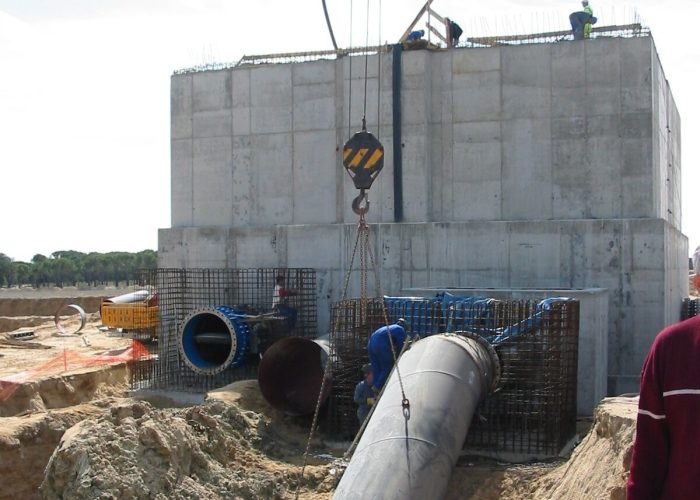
[367,318,408,393]
[582,1,594,39]
[569,1,596,40]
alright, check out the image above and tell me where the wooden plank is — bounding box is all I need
[399,0,433,42]
[427,23,448,44]
[427,7,445,24]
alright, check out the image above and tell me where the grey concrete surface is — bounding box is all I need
[163,34,687,396]
[159,218,686,395]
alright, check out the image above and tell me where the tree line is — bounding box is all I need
[0,250,157,288]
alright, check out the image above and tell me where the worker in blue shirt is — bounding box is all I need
[367,318,408,392]
[354,363,375,424]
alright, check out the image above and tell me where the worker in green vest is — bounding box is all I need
[582,0,593,39]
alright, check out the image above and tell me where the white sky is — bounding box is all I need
[0,0,698,262]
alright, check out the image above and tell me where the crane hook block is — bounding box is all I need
[342,130,384,190]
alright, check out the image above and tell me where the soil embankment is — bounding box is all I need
[447,396,637,499]
[0,286,132,332]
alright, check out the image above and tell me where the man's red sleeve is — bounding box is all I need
[627,339,669,499]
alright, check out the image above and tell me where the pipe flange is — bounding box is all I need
[452,330,502,393]
[178,306,247,375]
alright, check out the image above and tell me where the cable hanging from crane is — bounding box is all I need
[295,3,409,496]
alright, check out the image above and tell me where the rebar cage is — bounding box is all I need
[324,298,387,438]
[325,296,579,456]
[128,268,317,392]
[682,297,699,320]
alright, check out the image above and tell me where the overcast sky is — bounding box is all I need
[0,0,697,262]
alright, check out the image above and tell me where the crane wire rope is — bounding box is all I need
[321,0,339,50]
[295,2,410,495]
[293,211,366,500]
[376,0,382,140]
[361,0,371,130]
[347,0,353,140]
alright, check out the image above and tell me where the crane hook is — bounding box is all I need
[352,189,370,215]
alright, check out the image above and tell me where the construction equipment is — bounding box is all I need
[100,291,158,339]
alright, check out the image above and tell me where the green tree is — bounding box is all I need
[11,261,31,286]
[0,253,13,286]
[1,249,157,287]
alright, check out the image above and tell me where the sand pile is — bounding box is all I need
[40,395,337,500]
[447,396,638,499]
[529,396,636,499]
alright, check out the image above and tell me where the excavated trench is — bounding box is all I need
[0,294,640,500]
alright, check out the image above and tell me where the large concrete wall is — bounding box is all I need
[163,34,687,396]
[159,218,686,395]
[170,36,681,229]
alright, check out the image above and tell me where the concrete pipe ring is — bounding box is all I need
[178,306,250,375]
[54,304,87,336]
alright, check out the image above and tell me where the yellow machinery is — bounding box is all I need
[100,290,158,337]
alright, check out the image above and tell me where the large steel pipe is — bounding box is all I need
[258,336,331,416]
[334,333,500,500]
[102,290,150,304]
[178,306,250,375]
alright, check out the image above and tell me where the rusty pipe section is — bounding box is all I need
[258,336,331,416]
[333,333,500,500]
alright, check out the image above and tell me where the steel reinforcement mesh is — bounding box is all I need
[325,296,579,456]
[682,297,700,320]
[459,299,579,456]
[324,298,387,439]
[129,268,317,392]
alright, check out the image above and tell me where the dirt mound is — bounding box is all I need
[0,401,114,500]
[40,397,337,500]
[446,396,637,499]
[529,396,636,499]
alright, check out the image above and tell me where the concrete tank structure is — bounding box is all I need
[160,33,687,396]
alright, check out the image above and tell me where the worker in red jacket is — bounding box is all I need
[627,245,700,498]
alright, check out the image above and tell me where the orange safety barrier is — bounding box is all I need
[0,340,151,403]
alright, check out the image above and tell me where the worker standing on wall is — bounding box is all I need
[582,0,594,39]
[445,17,463,47]
[354,363,375,424]
[569,1,596,40]
[367,318,408,393]
[627,245,700,498]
